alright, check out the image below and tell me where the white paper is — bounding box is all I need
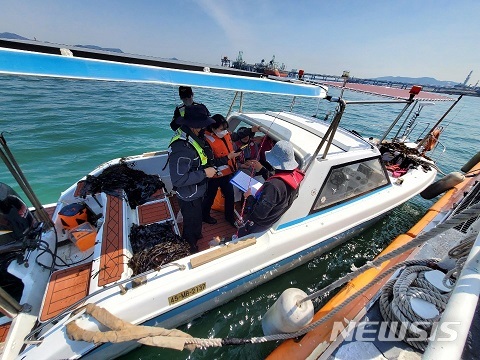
[230,171,263,195]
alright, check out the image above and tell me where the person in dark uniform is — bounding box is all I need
[170,86,210,131]
[168,104,217,251]
[237,140,305,236]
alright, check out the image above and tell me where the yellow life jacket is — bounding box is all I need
[178,105,186,117]
[169,130,208,166]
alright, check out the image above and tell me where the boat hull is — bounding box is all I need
[27,215,385,360]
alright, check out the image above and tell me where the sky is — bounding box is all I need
[1,0,479,84]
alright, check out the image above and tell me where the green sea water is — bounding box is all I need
[1,74,479,359]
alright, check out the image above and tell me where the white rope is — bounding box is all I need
[379,264,452,351]
[443,233,477,289]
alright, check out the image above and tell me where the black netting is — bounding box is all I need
[128,222,191,275]
[79,161,166,209]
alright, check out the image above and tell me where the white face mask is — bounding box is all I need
[215,129,228,138]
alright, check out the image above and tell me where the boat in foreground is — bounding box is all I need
[0,39,460,359]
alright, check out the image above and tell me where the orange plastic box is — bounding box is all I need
[69,222,97,251]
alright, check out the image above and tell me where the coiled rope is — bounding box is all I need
[377,232,477,351]
[378,264,451,351]
[67,203,480,350]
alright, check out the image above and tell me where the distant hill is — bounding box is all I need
[0,32,123,53]
[73,44,123,53]
[0,32,29,40]
[372,76,459,87]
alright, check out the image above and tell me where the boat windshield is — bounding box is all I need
[312,157,389,212]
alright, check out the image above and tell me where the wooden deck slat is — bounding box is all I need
[197,210,237,251]
[0,322,11,343]
[148,188,165,201]
[191,237,256,268]
[39,262,92,322]
[43,204,56,219]
[74,180,86,197]
[98,195,124,287]
[137,200,171,225]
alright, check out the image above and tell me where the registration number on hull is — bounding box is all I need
[168,283,206,305]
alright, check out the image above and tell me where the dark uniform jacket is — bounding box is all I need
[168,127,208,201]
[245,169,304,228]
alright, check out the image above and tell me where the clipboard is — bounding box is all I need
[230,171,263,195]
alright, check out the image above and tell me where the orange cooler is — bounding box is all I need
[69,222,97,251]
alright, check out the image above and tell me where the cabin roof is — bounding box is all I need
[231,111,372,160]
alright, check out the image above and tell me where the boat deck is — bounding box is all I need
[40,262,92,322]
[38,191,237,323]
[198,210,238,251]
[167,194,238,252]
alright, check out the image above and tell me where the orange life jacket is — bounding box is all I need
[204,131,236,177]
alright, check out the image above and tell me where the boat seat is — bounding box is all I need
[97,194,127,287]
[136,192,180,234]
[39,261,92,322]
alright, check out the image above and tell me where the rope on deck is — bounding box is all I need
[378,233,476,351]
[66,304,198,352]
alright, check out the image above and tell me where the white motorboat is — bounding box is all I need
[0,39,460,359]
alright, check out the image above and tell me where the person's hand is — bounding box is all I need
[248,160,263,171]
[244,188,253,198]
[204,167,217,178]
[251,125,261,133]
[228,151,241,160]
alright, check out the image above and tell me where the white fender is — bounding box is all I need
[262,288,314,335]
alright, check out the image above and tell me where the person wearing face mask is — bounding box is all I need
[233,126,259,165]
[170,86,210,132]
[168,104,217,252]
[202,114,241,226]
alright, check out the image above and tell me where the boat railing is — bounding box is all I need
[423,230,480,359]
[23,261,186,344]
